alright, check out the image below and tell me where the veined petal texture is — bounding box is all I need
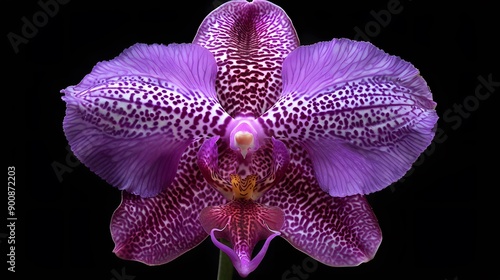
[259,39,438,197]
[111,140,225,264]
[62,43,232,197]
[262,140,382,266]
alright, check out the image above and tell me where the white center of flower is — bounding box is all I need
[228,119,262,159]
[234,131,255,159]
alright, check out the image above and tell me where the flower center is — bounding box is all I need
[228,119,263,159]
[234,131,254,159]
[230,174,258,200]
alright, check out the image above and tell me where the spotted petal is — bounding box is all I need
[62,43,232,197]
[197,136,233,200]
[262,141,382,266]
[193,0,299,117]
[253,138,290,196]
[259,39,438,197]
[111,140,225,264]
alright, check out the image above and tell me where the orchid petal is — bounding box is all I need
[62,43,232,197]
[197,136,233,200]
[261,140,382,266]
[259,38,438,197]
[253,138,290,198]
[209,228,280,278]
[193,0,299,117]
[199,200,284,277]
[216,140,241,181]
[111,140,225,264]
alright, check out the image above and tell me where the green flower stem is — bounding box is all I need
[217,239,233,280]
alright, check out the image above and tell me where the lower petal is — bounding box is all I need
[111,140,225,265]
[262,141,382,266]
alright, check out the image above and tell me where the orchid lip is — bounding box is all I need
[230,174,257,200]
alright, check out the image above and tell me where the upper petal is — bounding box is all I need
[193,0,299,117]
[261,140,382,266]
[62,43,232,197]
[259,39,438,197]
[111,139,225,265]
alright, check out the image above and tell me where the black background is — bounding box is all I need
[3,0,497,279]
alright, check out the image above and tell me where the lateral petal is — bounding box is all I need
[62,43,232,197]
[253,138,290,198]
[259,39,438,196]
[197,136,234,200]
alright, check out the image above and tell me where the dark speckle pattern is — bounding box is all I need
[258,77,437,196]
[262,77,429,145]
[74,75,230,139]
[62,43,233,197]
[261,140,382,266]
[199,199,284,277]
[257,39,438,196]
[110,139,226,265]
[193,0,299,118]
[61,1,438,273]
[198,136,290,201]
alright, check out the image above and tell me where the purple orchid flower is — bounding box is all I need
[61,0,438,278]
